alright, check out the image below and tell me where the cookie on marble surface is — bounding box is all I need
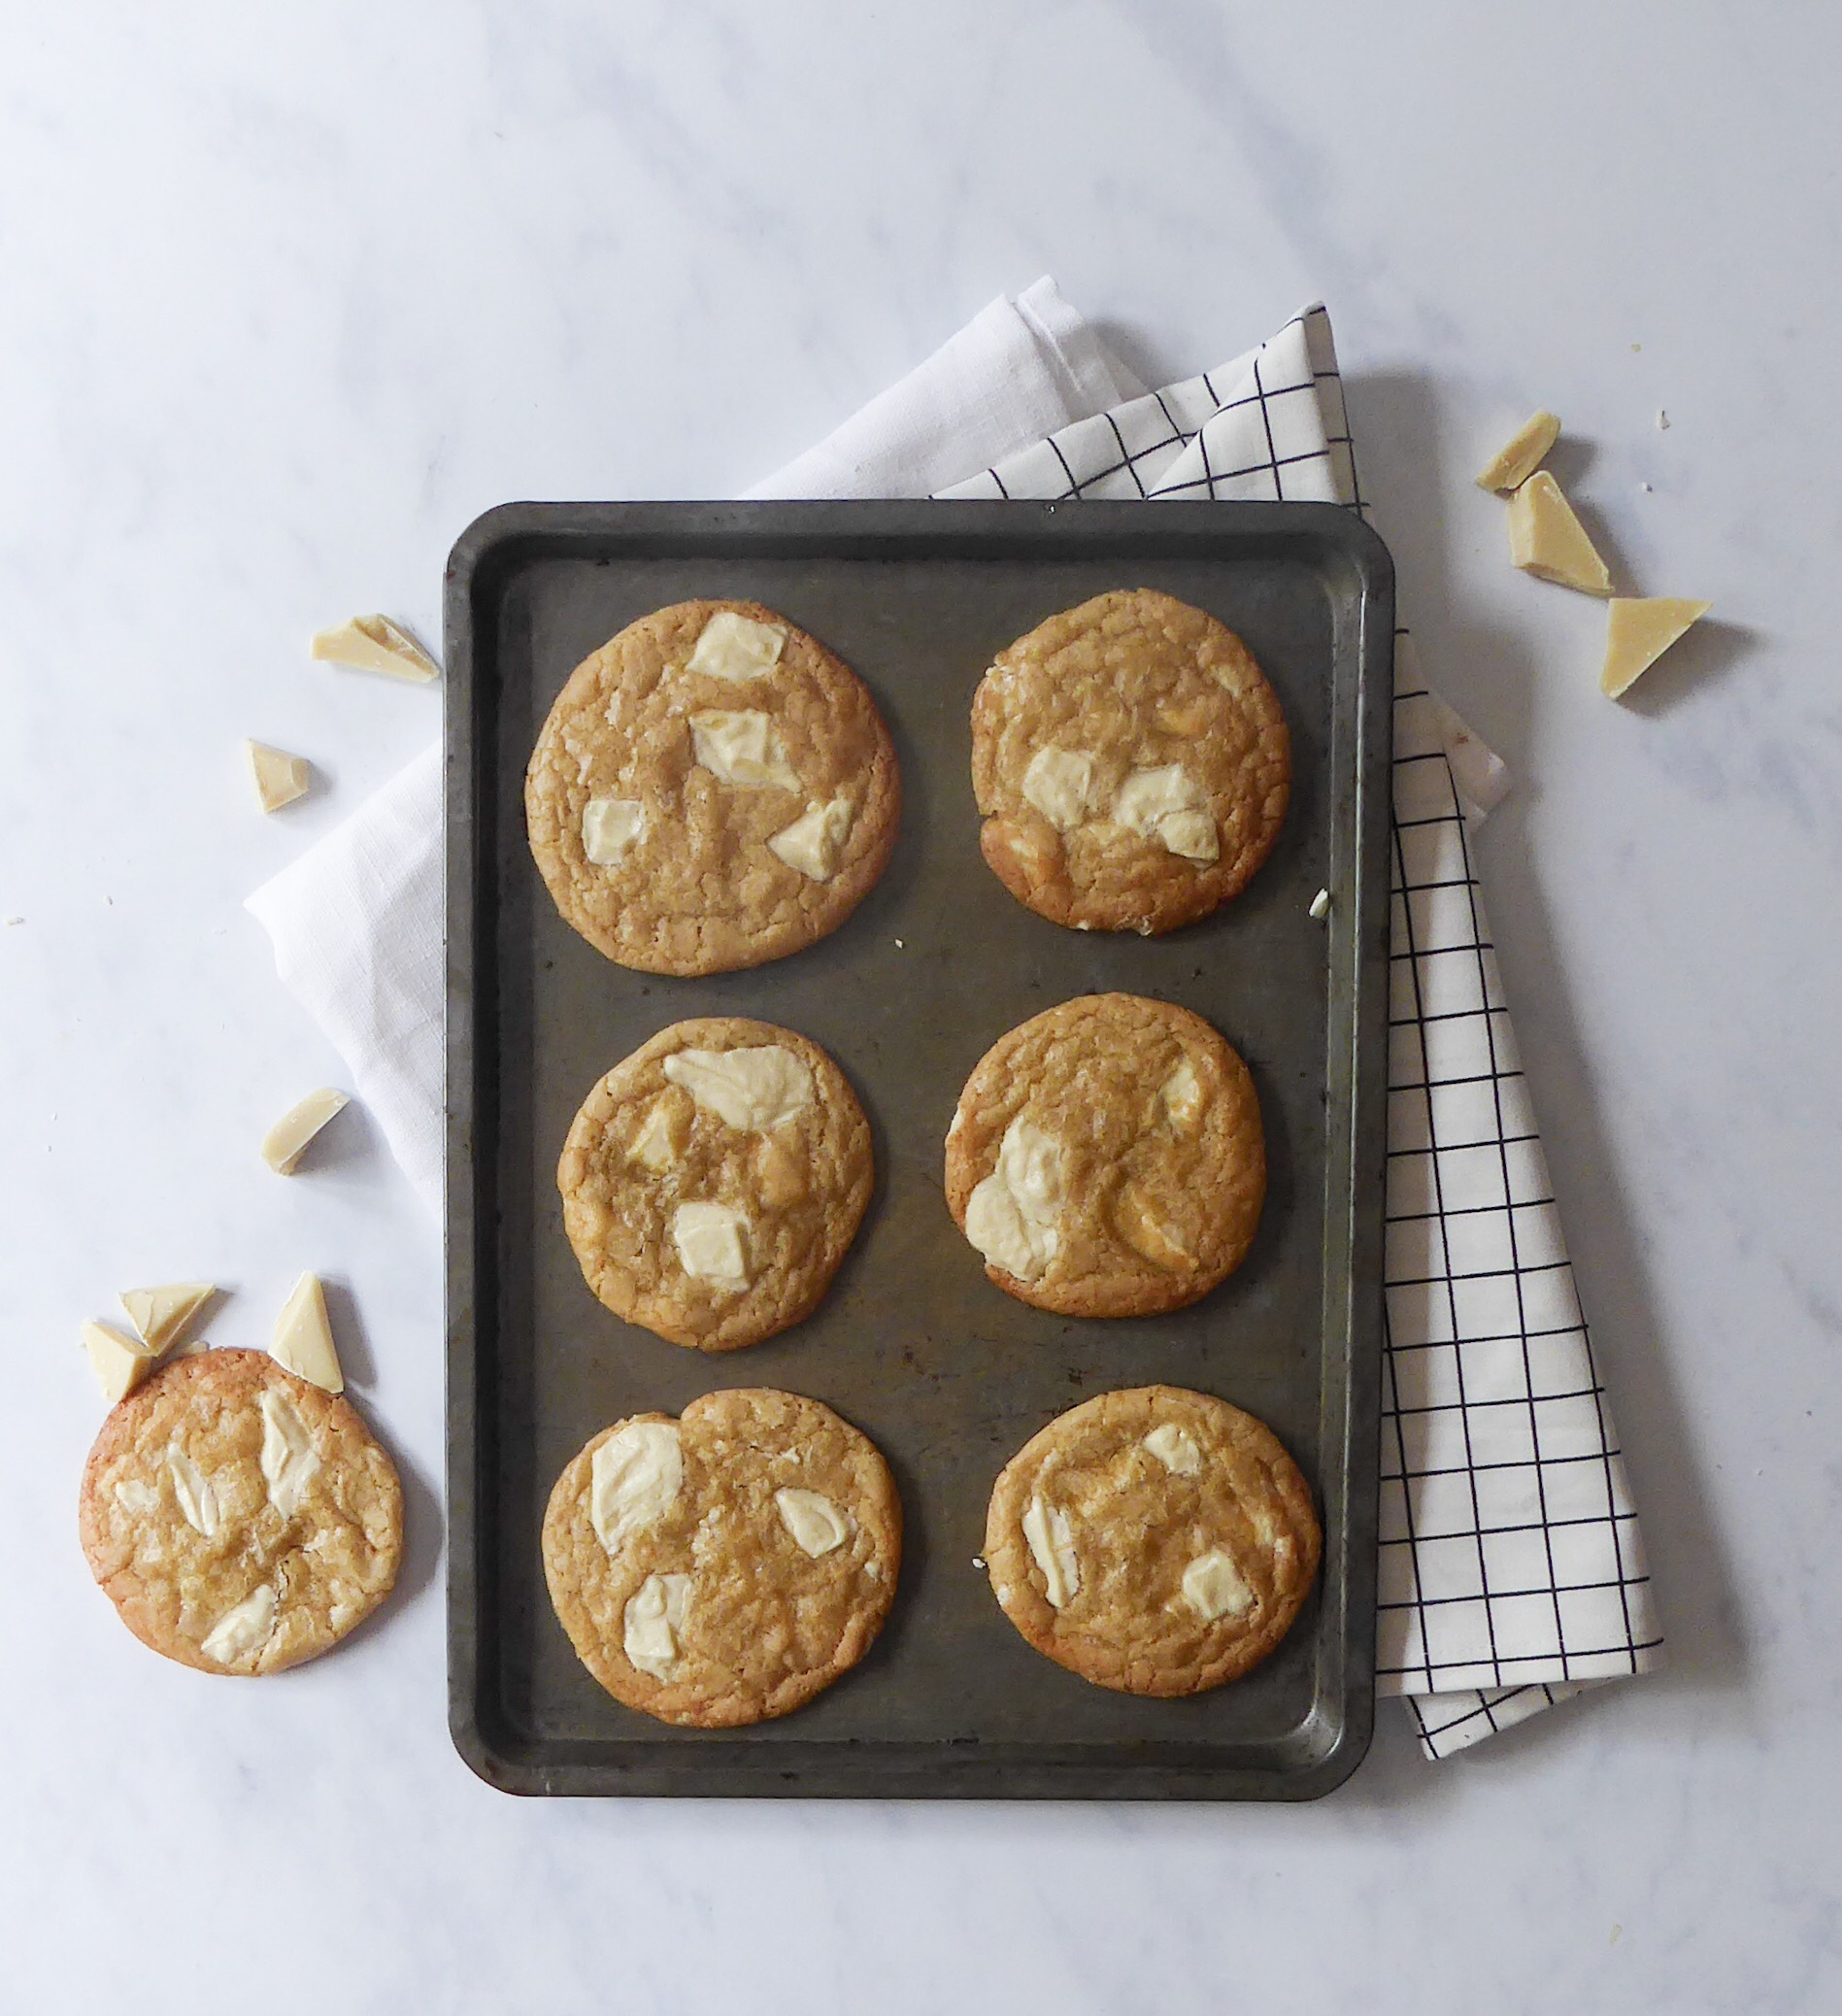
[542,1388,901,1728]
[559,1017,873,1352]
[525,599,901,975]
[984,1385,1320,1697]
[944,992,1263,1318]
[970,587,1289,934]
[78,1349,402,1676]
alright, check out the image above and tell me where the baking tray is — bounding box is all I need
[445,499,1393,1799]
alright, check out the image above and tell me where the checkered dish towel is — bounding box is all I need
[249,279,1662,1760]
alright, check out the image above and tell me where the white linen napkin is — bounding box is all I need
[248,280,1660,1759]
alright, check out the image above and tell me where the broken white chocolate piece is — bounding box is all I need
[1475,410,1561,493]
[245,740,311,813]
[201,1585,278,1663]
[964,1114,1063,1283]
[269,1273,345,1393]
[1309,888,1331,921]
[258,1388,320,1517]
[1021,746,1102,830]
[1507,472,1613,595]
[310,614,439,683]
[118,1283,214,1354]
[1021,1495,1079,1608]
[627,1093,688,1172]
[767,797,854,881]
[687,610,787,683]
[775,1487,853,1558]
[82,1321,159,1404]
[688,710,801,791]
[662,1047,814,1131]
[165,1449,220,1537]
[582,796,647,866]
[1600,597,1711,698]
[1114,765,1220,862]
[261,1089,350,1174]
[670,1201,752,1292]
[1159,1058,1203,1128]
[623,1571,691,1679]
[1182,1548,1256,1622]
[590,1421,684,1557]
[1143,1424,1202,1475]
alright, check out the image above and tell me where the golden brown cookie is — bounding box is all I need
[985,1386,1320,1696]
[971,588,1289,933]
[945,993,1263,1318]
[526,599,901,975]
[78,1349,402,1676]
[559,1017,873,1351]
[542,1389,901,1727]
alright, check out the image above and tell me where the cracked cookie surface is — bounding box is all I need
[526,599,900,975]
[559,1017,873,1351]
[985,1385,1320,1696]
[971,587,1288,934]
[945,992,1263,1318]
[78,1350,402,1676]
[543,1388,901,1727]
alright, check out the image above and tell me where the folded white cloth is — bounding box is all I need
[248,280,1660,1760]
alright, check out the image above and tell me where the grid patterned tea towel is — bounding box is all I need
[249,283,1661,1758]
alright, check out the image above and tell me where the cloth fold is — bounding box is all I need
[248,281,1660,1759]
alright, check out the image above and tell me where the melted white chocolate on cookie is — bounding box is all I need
[964,1114,1063,1282]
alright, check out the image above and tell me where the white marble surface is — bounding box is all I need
[3,4,1838,2010]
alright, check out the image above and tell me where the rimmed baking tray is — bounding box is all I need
[445,499,1393,1799]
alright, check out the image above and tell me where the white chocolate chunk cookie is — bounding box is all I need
[558,1017,873,1352]
[971,588,1289,933]
[525,599,900,975]
[78,1350,401,1676]
[542,1390,901,1728]
[985,1386,1320,1697]
[945,993,1264,1318]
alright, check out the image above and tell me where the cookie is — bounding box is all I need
[559,1017,873,1352]
[542,1389,901,1727]
[945,993,1263,1318]
[970,588,1289,934]
[78,1349,402,1676]
[526,599,901,975]
[985,1386,1320,1697]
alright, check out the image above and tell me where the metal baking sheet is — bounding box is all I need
[444,499,1393,1800]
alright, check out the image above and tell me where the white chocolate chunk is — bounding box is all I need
[627,1093,687,1171]
[1021,746,1102,830]
[582,795,647,866]
[963,1114,1063,1283]
[1160,1058,1203,1128]
[1144,1424,1203,1475]
[1309,888,1331,921]
[689,710,800,791]
[245,740,311,813]
[1114,1180,1192,1271]
[1182,1549,1256,1622]
[775,1488,852,1558]
[1507,471,1613,595]
[1475,410,1560,493]
[118,1283,214,1353]
[261,1089,350,1174]
[767,797,854,881]
[270,1273,344,1394]
[663,1046,814,1131]
[1114,765,1220,863]
[1600,596,1711,698]
[1021,1495,1079,1608]
[114,1478,160,1518]
[590,1421,684,1558]
[82,1321,158,1404]
[165,1450,220,1537]
[310,614,439,683]
[623,1572,691,1680]
[258,1388,320,1517]
[201,1585,278,1664]
[687,610,787,683]
[670,1202,751,1292]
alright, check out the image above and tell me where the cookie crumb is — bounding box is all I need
[1656,408,1670,430]
[1309,888,1331,920]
